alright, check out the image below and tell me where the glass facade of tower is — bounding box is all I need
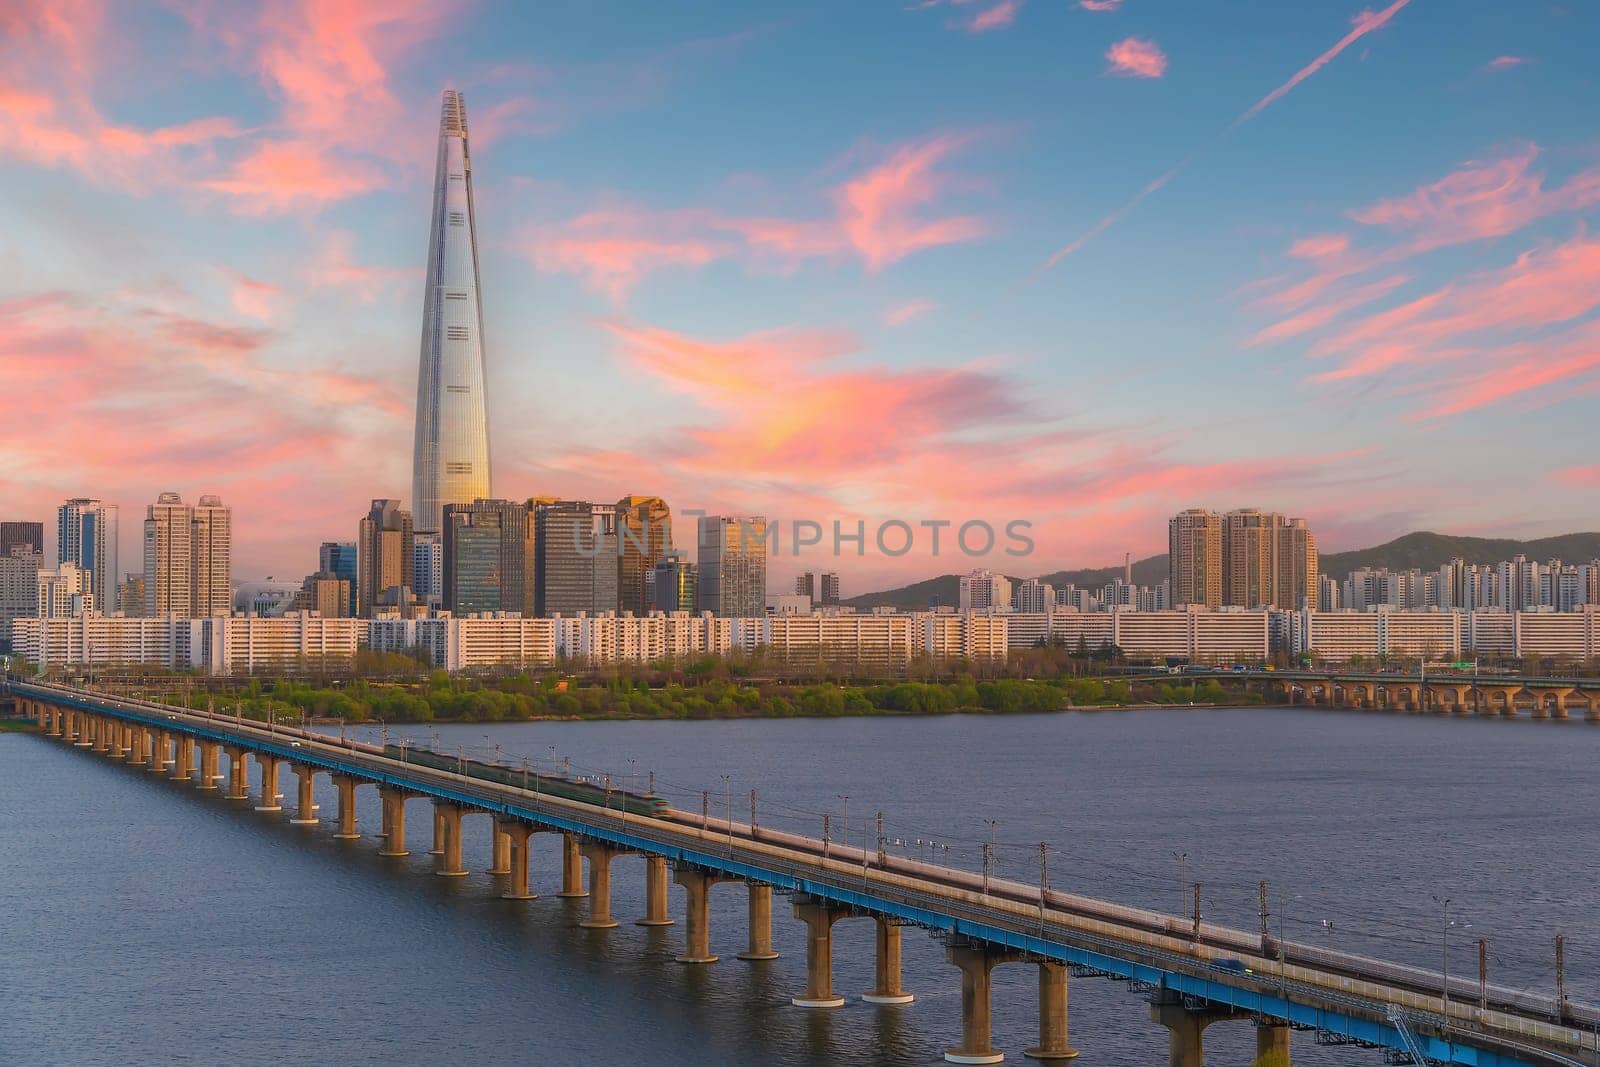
[412,89,492,535]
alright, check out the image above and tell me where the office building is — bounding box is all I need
[535,501,618,616]
[57,498,119,615]
[819,571,841,606]
[320,542,359,615]
[616,495,671,616]
[412,89,492,534]
[697,515,767,617]
[1,521,43,558]
[357,499,415,616]
[443,499,533,615]
[650,553,698,614]
[0,550,41,650]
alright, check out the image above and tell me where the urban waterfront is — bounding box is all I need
[3,706,1595,1066]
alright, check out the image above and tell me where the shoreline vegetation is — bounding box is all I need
[81,651,1263,726]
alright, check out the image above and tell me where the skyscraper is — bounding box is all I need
[57,498,118,614]
[191,494,232,616]
[697,516,768,617]
[320,541,359,615]
[357,500,415,617]
[443,499,534,615]
[1,521,43,558]
[616,495,671,615]
[141,492,232,617]
[534,501,618,616]
[1169,508,1223,608]
[412,89,492,535]
[650,553,698,613]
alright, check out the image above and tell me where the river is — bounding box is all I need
[1,706,1594,1065]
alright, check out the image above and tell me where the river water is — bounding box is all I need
[2,706,1594,1065]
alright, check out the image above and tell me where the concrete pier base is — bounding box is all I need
[430,807,446,856]
[637,854,674,926]
[944,943,1019,1064]
[197,741,220,790]
[863,918,914,1004]
[254,756,282,812]
[1023,961,1079,1060]
[1150,992,1239,1067]
[736,883,780,961]
[487,822,512,875]
[172,735,195,781]
[436,803,468,875]
[332,776,361,839]
[501,822,536,900]
[290,765,319,825]
[791,899,849,1008]
[578,841,622,928]
[556,833,587,897]
[378,788,410,857]
[224,747,249,800]
[673,868,721,962]
[1255,1022,1291,1066]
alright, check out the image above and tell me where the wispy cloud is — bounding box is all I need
[1105,37,1167,78]
[964,0,1022,32]
[1079,0,1123,10]
[1485,55,1529,72]
[884,299,938,326]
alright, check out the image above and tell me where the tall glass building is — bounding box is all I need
[57,498,118,614]
[412,89,492,535]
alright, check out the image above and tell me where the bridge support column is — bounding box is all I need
[864,918,914,1004]
[254,755,282,812]
[196,741,219,790]
[500,822,535,900]
[1255,1021,1291,1065]
[1024,961,1078,1060]
[73,713,92,746]
[107,722,125,758]
[578,842,623,928]
[636,854,673,926]
[378,789,410,857]
[172,735,196,781]
[737,883,779,961]
[557,833,587,897]
[672,867,720,961]
[224,747,249,799]
[944,943,1018,1064]
[48,706,63,737]
[332,776,360,839]
[430,806,446,856]
[791,899,849,1008]
[150,730,173,772]
[1587,693,1600,722]
[487,823,511,875]
[290,765,319,825]
[92,716,109,753]
[1150,992,1237,1067]
[435,803,467,875]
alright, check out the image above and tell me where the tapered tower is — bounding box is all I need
[412,89,492,535]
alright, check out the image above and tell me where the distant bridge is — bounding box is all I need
[1131,669,1600,719]
[8,677,1597,1067]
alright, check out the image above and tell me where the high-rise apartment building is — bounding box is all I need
[795,572,815,600]
[191,494,232,616]
[697,516,768,617]
[1,521,43,559]
[320,542,359,616]
[443,499,534,615]
[959,569,1012,612]
[616,495,671,616]
[1014,577,1055,614]
[650,553,698,613]
[39,562,93,618]
[411,533,443,609]
[1169,508,1223,608]
[357,500,415,617]
[142,493,194,616]
[57,498,118,615]
[820,572,840,606]
[118,574,146,616]
[535,501,618,616]
[0,551,41,650]
[412,89,492,535]
[1219,509,1318,610]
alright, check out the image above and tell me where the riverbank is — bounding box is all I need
[0,718,38,733]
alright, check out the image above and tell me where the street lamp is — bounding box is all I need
[1172,851,1188,916]
[836,794,849,854]
[1434,895,1453,1041]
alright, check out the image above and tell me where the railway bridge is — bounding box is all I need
[7,677,1596,1067]
[1163,669,1600,718]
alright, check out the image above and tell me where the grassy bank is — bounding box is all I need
[0,718,38,733]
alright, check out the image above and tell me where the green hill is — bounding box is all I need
[844,531,1600,609]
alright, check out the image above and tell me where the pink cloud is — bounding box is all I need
[1486,55,1528,71]
[304,231,418,301]
[884,299,938,326]
[227,273,281,322]
[1105,37,1167,78]
[1246,274,1409,347]
[534,134,989,297]
[1235,0,1412,125]
[1555,466,1600,487]
[1288,233,1350,259]
[963,0,1022,32]
[1079,0,1122,10]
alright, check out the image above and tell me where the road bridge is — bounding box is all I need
[8,677,1597,1067]
[1138,669,1600,719]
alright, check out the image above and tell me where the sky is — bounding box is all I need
[3,0,1599,592]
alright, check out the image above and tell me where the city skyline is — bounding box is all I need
[3,3,1599,588]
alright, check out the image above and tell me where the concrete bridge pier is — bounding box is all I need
[172,734,196,781]
[1149,992,1239,1067]
[1024,961,1079,1060]
[378,788,411,857]
[557,833,587,898]
[1255,1021,1291,1065]
[107,722,125,758]
[435,803,469,876]
[1587,693,1600,722]
[73,712,92,746]
[486,823,512,875]
[430,806,447,856]
[92,716,110,753]
[254,755,283,812]
[673,867,722,961]
[636,854,673,926]
[578,841,624,928]
[48,706,63,737]
[791,899,849,1008]
[944,942,1019,1064]
[736,883,780,961]
[863,917,915,1004]
[148,731,171,772]
[290,765,319,825]
[128,725,147,765]
[332,776,361,839]
[224,747,249,799]
[499,821,536,900]
[198,741,221,789]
